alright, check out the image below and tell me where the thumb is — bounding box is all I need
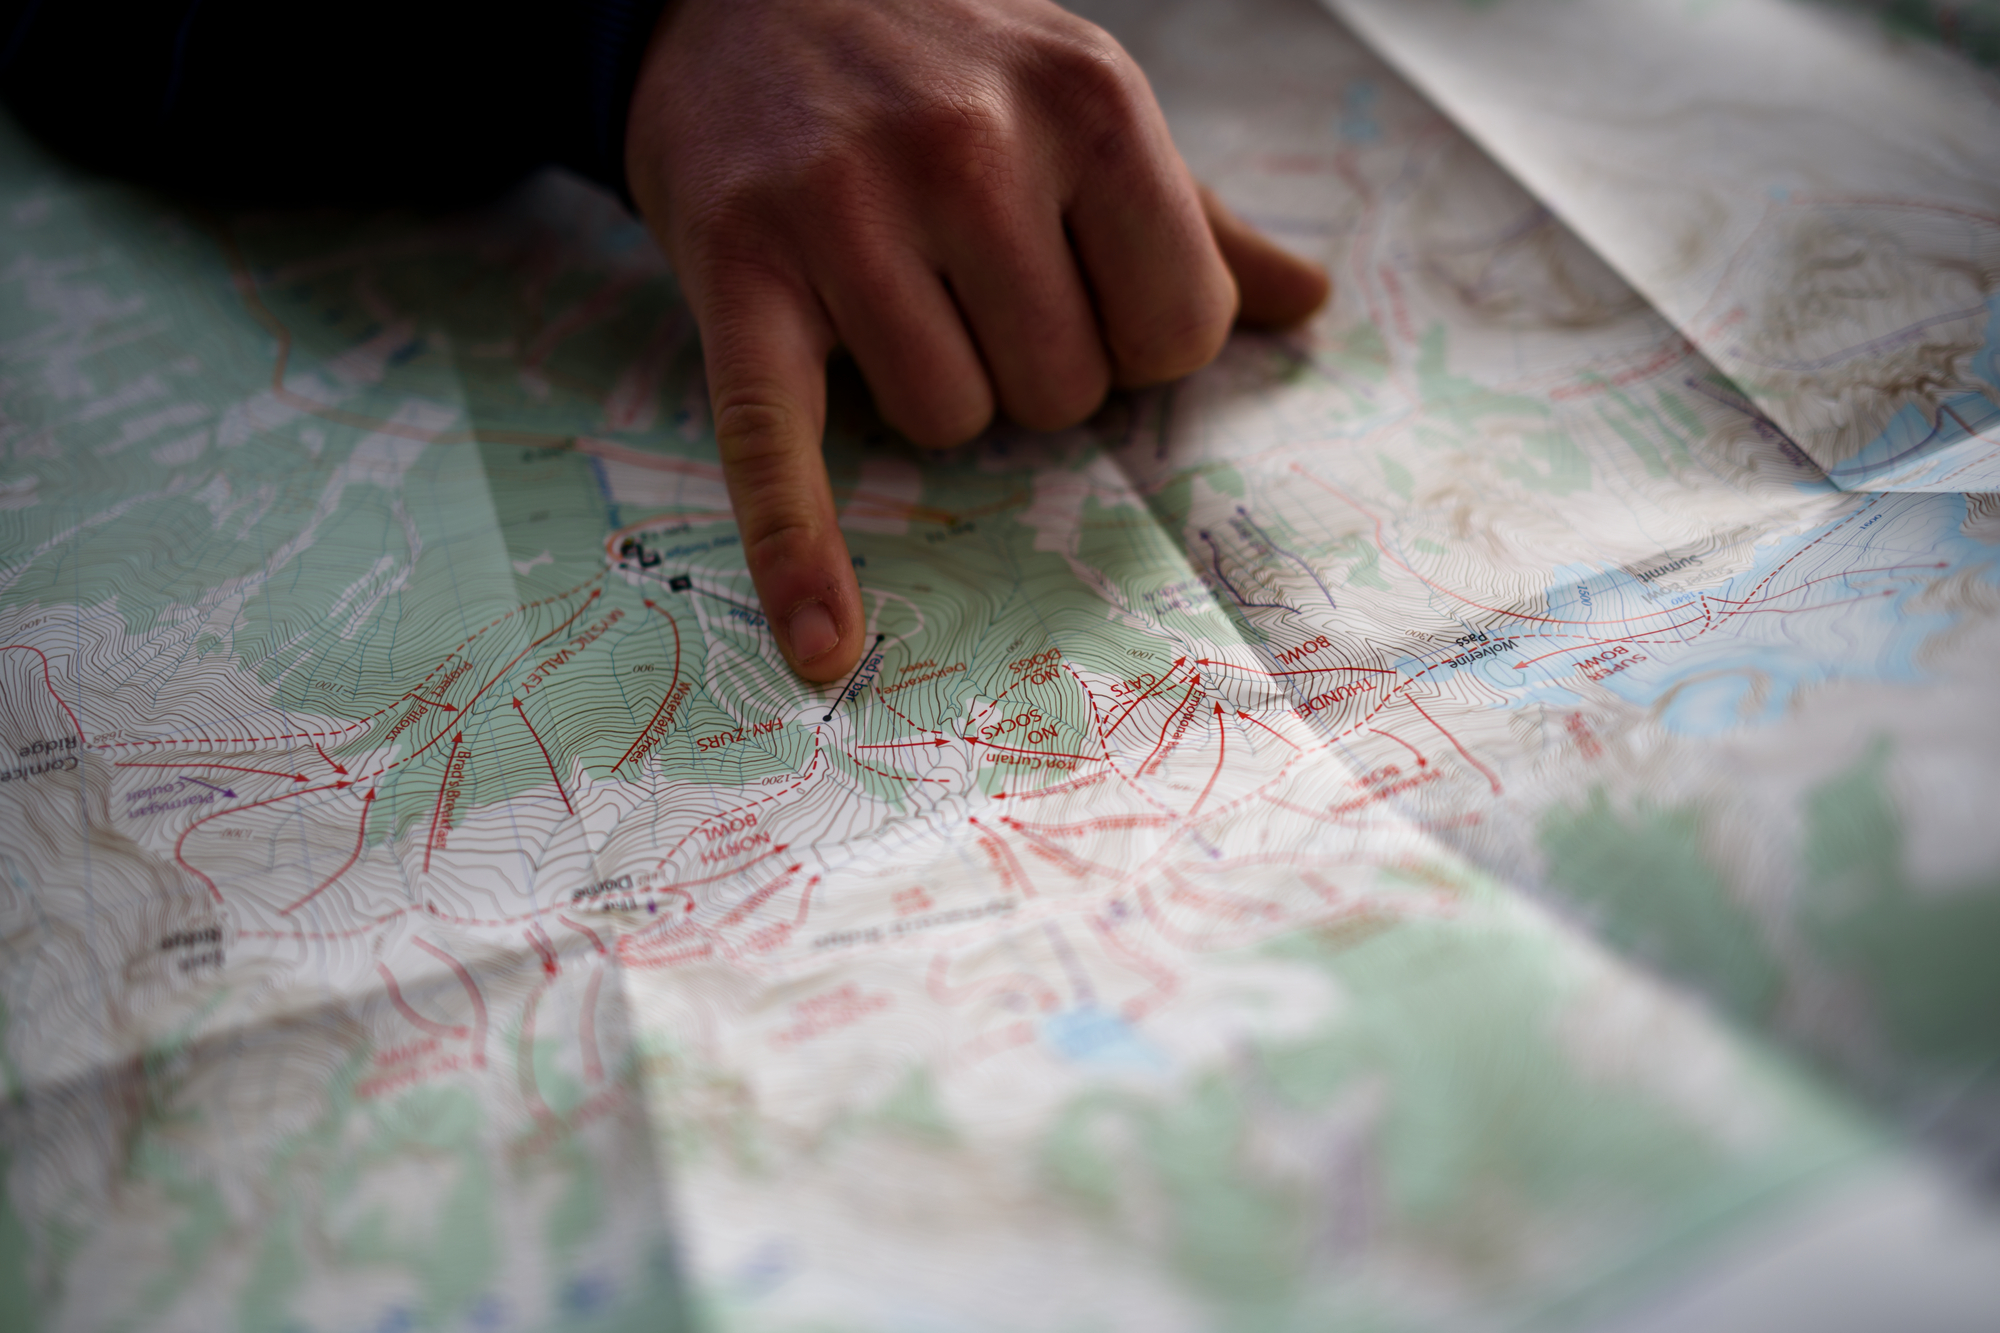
[1199,184,1332,330]
[697,269,865,682]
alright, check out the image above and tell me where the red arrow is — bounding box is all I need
[1103,658,1188,739]
[310,739,348,775]
[854,738,954,750]
[616,599,685,770]
[513,699,575,816]
[1187,703,1227,819]
[280,789,374,915]
[424,732,466,874]
[1367,727,1427,767]
[408,694,458,712]
[1236,709,1300,751]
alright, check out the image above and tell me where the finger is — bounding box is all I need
[1200,185,1332,330]
[939,192,1112,432]
[696,269,866,682]
[816,242,995,448]
[1059,82,1238,387]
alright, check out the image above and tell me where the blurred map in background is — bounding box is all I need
[3,0,1999,1329]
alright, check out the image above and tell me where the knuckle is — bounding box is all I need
[896,86,1019,201]
[1023,24,1144,128]
[1115,295,1234,384]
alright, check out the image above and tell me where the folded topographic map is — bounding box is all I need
[3,0,1999,1329]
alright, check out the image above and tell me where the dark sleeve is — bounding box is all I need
[0,0,669,206]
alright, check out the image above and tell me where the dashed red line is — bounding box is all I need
[658,729,824,863]
[1102,658,1189,739]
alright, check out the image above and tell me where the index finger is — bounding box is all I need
[695,268,865,683]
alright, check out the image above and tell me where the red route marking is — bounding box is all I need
[525,923,561,975]
[968,677,1024,726]
[615,599,686,769]
[1290,466,1697,628]
[878,691,945,736]
[115,760,307,781]
[854,738,954,750]
[1187,704,1228,819]
[530,587,601,649]
[1512,609,1709,667]
[336,581,610,786]
[1056,661,1182,825]
[1403,695,1501,794]
[999,816,1122,879]
[414,938,489,1069]
[1704,562,1945,608]
[1196,657,1398,680]
[1009,813,1175,836]
[1131,679,1202,778]
[1087,915,1179,1020]
[512,700,575,817]
[844,750,954,784]
[375,961,470,1039]
[1102,658,1189,739]
[238,907,409,942]
[93,575,604,751]
[1711,497,1881,624]
[967,817,1036,898]
[310,739,348,775]
[173,780,339,904]
[558,914,609,953]
[958,1019,1039,1065]
[716,863,804,928]
[1237,709,1301,751]
[280,789,375,915]
[423,732,465,874]
[658,729,824,863]
[654,841,793,892]
[927,954,1062,1012]
[1367,727,1427,767]
[0,646,86,742]
[405,693,457,712]
[517,977,556,1125]
[1133,879,1268,953]
[581,965,605,1084]
[1260,791,1343,826]
[971,740,1105,763]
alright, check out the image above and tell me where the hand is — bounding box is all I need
[625,0,1331,681]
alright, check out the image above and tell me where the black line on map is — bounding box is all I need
[823,635,888,722]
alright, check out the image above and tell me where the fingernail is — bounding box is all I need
[787,601,839,665]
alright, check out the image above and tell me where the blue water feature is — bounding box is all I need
[1041,1005,1166,1072]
